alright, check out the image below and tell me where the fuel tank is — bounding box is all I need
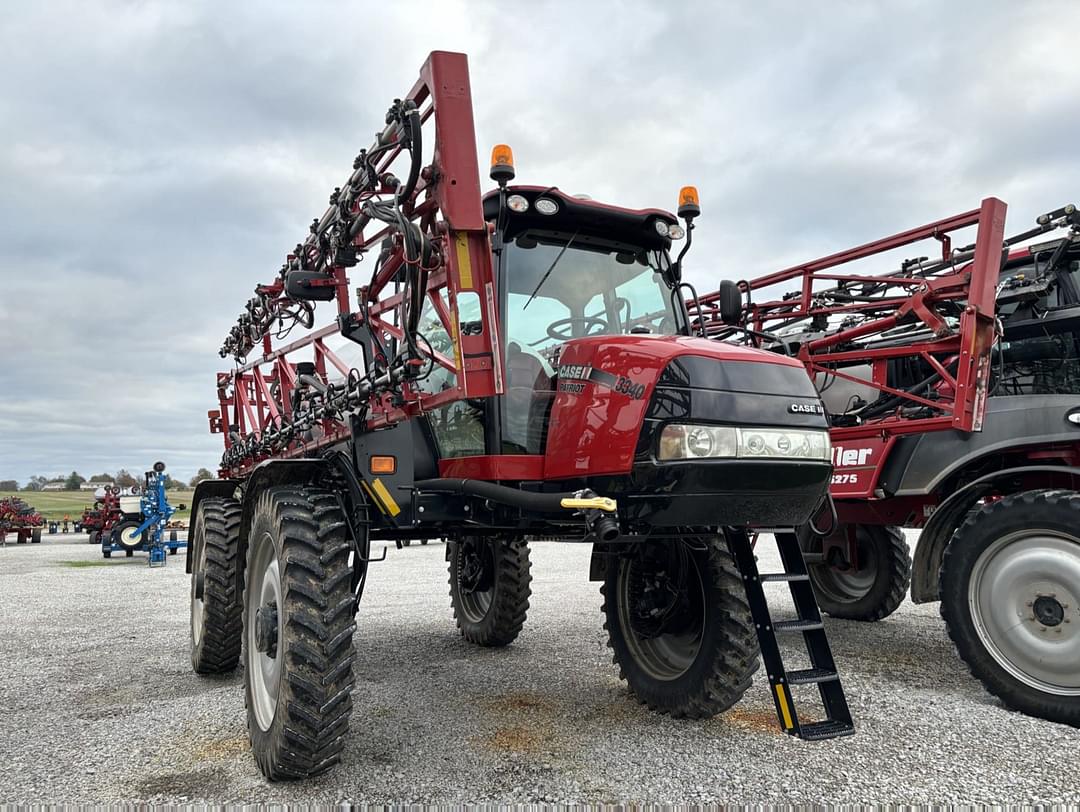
[544,335,833,527]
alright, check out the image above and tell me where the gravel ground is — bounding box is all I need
[1,531,1078,805]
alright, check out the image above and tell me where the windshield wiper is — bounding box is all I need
[522,231,579,310]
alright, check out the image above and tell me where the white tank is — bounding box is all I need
[119,496,142,514]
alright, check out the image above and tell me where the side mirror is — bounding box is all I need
[718,280,742,325]
[285,270,336,302]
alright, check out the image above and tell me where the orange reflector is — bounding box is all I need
[490,143,516,182]
[370,455,396,475]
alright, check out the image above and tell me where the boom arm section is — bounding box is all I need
[210,51,502,478]
[696,198,1009,440]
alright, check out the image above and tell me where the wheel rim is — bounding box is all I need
[119,526,141,548]
[247,531,283,731]
[968,529,1080,696]
[617,543,705,681]
[811,533,877,602]
[457,539,495,623]
[190,536,206,648]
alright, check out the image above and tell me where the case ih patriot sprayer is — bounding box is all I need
[187,51,855,779]
[696,200,1080,726]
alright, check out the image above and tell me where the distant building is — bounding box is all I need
[41,481,66,491]
[80,481,113,491]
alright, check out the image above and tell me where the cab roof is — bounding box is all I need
[482,186,678,252]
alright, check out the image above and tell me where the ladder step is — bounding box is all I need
[786,668,839,685]
[798,719,855,741]
[800,552,824,564]
[760,572,810,583]
[773,619,824,633]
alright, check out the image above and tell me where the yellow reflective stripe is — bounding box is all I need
[775,684,794,730]
[371,477,401,517]
[455,234,474,290]
[560,496,618,513]
[359,480,384,515]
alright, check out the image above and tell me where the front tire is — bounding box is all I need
[602,533,759,717]
[243,487,355,779]
[940,490,1080,726]
[448,536,532,646]
[801,524,910,621]
[190,497,243,674]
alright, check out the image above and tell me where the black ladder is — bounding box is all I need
[728,529,855,741]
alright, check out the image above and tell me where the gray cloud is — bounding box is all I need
[1,0,1078,484]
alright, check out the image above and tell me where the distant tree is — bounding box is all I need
[64,471,86,490]
[188,468,215,488]
[89,473,114,483]
[161,474,185,490]
[114,469,138,488]
[22,476,47,492]
[0,479,18,491]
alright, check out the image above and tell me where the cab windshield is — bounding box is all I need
[503,234,681,365]
[499,233,682,453]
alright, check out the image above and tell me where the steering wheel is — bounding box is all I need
[546,316,609,342]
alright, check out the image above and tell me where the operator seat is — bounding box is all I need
[505,340,555,454]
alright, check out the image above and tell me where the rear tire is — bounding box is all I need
[243,486,355,779]
[448,536,532,646]
[31,528,41,543]
[801,524,910,621]
[190,497,243,674]
[602,532,759,717]
[89,531,99,546]
[940,490,1080,726]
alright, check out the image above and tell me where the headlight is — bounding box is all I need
[658,424,830,462]
[653,219,670,237]
[534,198,559,215]
[507,194,529,213]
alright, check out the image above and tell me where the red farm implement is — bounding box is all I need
[78,485,123,545]
[697,200,1080,726]
[188,51,857,780]
[0,496,44,545]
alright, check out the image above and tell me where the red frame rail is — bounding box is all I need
[210,52,502,477]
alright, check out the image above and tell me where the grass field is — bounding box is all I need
[0,490,194,522]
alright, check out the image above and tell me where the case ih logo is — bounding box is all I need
[788,402,824,414]
[557,365,645,400]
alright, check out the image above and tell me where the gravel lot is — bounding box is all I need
[1,531,1078,805]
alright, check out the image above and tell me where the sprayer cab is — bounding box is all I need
[405,158,834,535]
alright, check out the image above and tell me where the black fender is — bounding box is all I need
[911,465,1080,603]
[185,479,240,574]
[232,459,336,596]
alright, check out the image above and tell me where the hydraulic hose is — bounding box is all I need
[415,479,620,541]
[415,479,579,512]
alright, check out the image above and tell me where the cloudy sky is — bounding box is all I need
[1,0,1078,485]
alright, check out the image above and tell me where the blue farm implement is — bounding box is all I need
[102,462,187,566]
